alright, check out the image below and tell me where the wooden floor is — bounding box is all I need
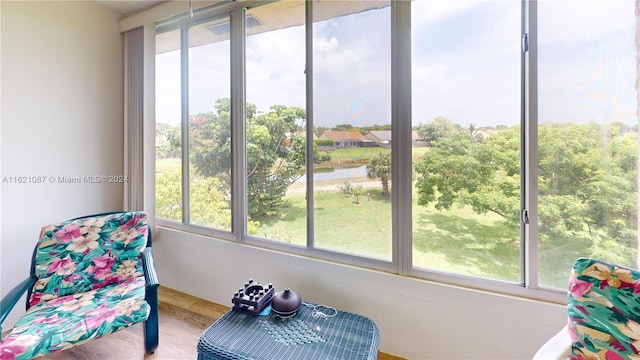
[37,286,404,360]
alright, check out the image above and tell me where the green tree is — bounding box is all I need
[155,168,231,229]
[155,169,182,221]
[415,127,520,222]
[367,152,391,196]
[416,116,460,145]
[414,122,638,263]
[537,123,637,262]
[467,123,483,144]
[334,123,355,131]
[156,123,181,158]
[190,99,328,219]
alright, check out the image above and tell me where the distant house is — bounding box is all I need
[364,130,424,147]
[319,131,365,148]
[365,131,392,147]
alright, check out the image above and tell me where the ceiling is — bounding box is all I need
[97,0,168,17]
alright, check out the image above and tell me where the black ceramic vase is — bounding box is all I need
[271,288,302,318]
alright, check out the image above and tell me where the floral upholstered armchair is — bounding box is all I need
[534,258,640,360]
[0,211,159,359]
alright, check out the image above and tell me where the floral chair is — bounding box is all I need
[0,211,159,360]
[534,258,640,360]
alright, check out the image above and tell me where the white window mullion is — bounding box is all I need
[391,0,412,275]
[230,8,247,240]
[180,27,191,225]
[523,0,539,289]
[305,0,315,249]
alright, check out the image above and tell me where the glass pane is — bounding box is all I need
[411,0,522,281]
[187,16,232,230]
[156,29,182,222]
[313,1,392,260]
[537,1,637,288]
[245,2,307,243]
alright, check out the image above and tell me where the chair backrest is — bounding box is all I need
[28,211,149,308]
[568,258,640,359]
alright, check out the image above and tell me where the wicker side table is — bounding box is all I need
[197,304,379,360]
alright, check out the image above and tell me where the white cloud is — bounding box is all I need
[246,25,306,112]
[310,7,393,127]
[411,0,521,127]
[156,51,181,125]
[537,0,636,125]
[538,0,634,47]
[314,36,340,54]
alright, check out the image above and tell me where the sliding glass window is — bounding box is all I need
[312,1,392,260]
[154,0,640,299]
[245,1,307,243]
[537,0,638,288]
[156,29,182,223]
[155,16,232,231]
[411,0,522,282]
[188,16,232,231]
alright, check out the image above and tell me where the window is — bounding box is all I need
[312,1,392,259]
[245,1,307,243]
[155,0,639,298]
[155,16,233,231]
[156,28,182,222]
[187,16,232,231]
[411,0,521,282]
[537,0,637,288]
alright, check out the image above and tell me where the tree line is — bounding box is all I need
[156,98,639,266]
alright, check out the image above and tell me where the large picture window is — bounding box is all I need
[155,0,639,298]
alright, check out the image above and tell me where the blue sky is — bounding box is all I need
[156,0,637,128]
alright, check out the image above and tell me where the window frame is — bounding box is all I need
[153,0,572,304]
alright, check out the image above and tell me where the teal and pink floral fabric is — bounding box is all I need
[568,258,640,360]
[1,277,150,360]
[0,212,151,360]
[29,212,149,306]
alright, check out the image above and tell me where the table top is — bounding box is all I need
[197,303,379,360]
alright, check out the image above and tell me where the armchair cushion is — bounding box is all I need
[1,277,149,359]
[29,212,148,307]
[568,258,640,359]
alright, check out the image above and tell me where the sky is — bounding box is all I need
[156,0,637,129]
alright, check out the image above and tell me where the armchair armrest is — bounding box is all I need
[142,247,159,353]
[532,325,571,360]
[0,276,36,336]
[142,247,159,288]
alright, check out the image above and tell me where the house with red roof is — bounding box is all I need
[318,130,366,148]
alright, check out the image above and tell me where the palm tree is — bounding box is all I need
[367,152,391,196]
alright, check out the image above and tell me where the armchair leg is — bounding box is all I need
[144,316,159,354]
[144,287,159,354]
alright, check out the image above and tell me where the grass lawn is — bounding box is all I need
[257,186,525,282]
[157,158,181,173]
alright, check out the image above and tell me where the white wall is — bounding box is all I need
[155,228,568,359]
[0,1,124,326]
